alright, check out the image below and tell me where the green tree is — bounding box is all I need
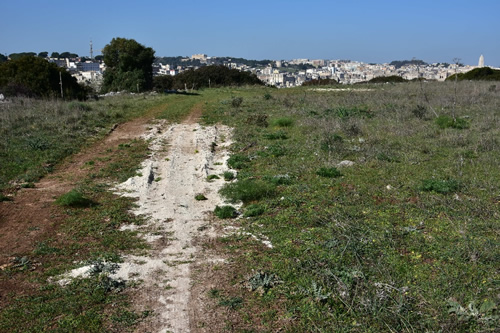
[0,56,87,99]
[8,52,36,60]
[101,37,155,93]
[0,54,7,63]
[169,65,263,90]
[38,51,49,58]
[51,52,60,59]
[60,52,78,59]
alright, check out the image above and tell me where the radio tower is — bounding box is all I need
[90,40,93,60]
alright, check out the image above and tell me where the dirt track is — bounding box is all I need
[111,118,233,332]
[1,105,235,332]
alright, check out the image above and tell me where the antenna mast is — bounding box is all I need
[90,40,93,60]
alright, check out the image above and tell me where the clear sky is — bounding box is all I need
[1,0,499,67]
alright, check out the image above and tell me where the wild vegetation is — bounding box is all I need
[447,66,500,81]
[1,81,498,332]
[153,65,263,91]
[0,92,204,332]
[200,81,499,332]
[101,37,156,93]
[0,56,88,99]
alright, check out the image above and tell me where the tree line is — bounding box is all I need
[0,38,264,100]
[153,65,263,91]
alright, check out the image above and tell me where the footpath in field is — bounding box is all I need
[111,113,233,332]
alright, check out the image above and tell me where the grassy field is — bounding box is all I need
[200,82,499,332]
[0,92,209,332]
[0,82,498,332]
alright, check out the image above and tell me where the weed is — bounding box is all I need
[271,117,294,127]
[263,93,272,100]
[246,114,268,127]
[214,205,238,219]
[316,167,342,178]
[219,296,243,310]
[247,271,281,294]
[207,174,220,181]
[267,174,292,185]
[263,130,288,140]
[55,189,95,208]
[376,152,400,163]
[195,193,208,201]
[243,204,265,217]
[420,178,460,194]
[320,133,343,151]
[435,115,470,129]
[220,179,276,204]
[231,97,243,107]
[227,154,250,169]
[326,106,372,119]
[412,104,428,119]
[33,241,61,255]
[223,171,235,181]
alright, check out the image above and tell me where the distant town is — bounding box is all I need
[8,52,494,89]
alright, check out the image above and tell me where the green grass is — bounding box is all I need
[198,82,500,332]
[2,83,499,332]
[0,92,196,332]
[0,94,172,192]
[219,179,276,204]
[55,189,95,207]
[214,205,238,219]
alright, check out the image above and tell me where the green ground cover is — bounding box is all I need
[201,82,499,332]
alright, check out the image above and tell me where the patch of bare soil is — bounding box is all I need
[0,116,157,306]
[110,116,235,333]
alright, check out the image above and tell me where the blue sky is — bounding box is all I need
[1,0,499,66]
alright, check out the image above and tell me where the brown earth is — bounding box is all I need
[0,101,244,332]
[0,104,167,309]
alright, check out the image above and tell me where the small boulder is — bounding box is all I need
[338,160,355,167]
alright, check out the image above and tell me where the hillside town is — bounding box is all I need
[40,53,489,89]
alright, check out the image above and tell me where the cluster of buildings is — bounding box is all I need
[50,53,490,89]
[153,54,490,88]
[234,59,483,87]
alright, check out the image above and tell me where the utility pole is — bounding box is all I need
[59,72,64,99]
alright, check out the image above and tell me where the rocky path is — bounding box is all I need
[113,117,233,332]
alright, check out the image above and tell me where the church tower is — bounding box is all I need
[478,54,484,67]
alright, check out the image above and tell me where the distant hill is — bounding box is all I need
[446,67,500,81]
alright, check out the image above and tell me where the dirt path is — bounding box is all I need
[1,102,235,332]
[112,115,232,332]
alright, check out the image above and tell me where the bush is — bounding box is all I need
[271,117,294,127]
[55,189,94,207]
[195,193,207,201]
[246,114,268,127]
[420,178,460,194]
[412,105,427,119]
[316,167,342,178]
[227,154,250,169]
[223,171,235,181]
[231,97,243,108]
[320,133,343,151]
[435,115,469,129]
[214,205,237,219]
[220,179,276,203]
[244,204,265,217]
